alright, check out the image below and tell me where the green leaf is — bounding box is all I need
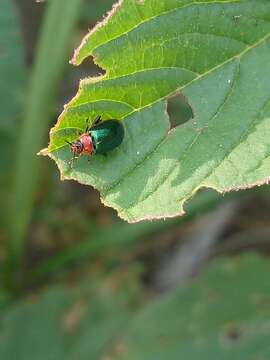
[2,255,269,359]
[0,271,141,360]
[43,0,270,222]
[0,0,25,132]
[108,255,270,360]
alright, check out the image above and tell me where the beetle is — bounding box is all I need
[65,115,124,165]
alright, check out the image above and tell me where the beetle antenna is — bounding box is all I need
[65,140,73,146]
[85,118,90,132]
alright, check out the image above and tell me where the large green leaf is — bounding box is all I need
[1,256,269,359]
[0,271,141,360]
[109,255,270,360]
[43,0,270,222]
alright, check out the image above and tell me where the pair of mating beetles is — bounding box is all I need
[66,115,124,164]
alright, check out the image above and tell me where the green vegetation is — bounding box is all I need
[1,1,270,359]
[47,0,270,222]
[1,255,269,360]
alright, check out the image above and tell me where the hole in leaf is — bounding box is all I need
[80,0,116,28]
[167,93,194,129]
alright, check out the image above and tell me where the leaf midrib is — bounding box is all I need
[117,98,270,220]
[111,61,241,213]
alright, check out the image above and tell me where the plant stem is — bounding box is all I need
[7,0,83,287]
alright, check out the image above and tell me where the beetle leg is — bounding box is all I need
[93,115,102,126]
[68,152,79,168]
[85,118,90,132]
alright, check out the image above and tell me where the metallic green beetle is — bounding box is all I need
[66,115,124,163]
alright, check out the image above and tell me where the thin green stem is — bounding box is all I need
[7,0,83,287]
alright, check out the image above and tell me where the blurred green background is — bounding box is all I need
[1,0,270,359]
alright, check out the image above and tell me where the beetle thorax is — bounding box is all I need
[78,134,94,155]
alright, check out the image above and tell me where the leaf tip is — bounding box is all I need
[37,148,49,157]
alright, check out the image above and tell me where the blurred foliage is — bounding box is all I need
[81,0,115,24]
[0,0,25,132]
[0,267,142,359]
[0,0,25,203]
[1,255,269,360]
[7,0,83,281]
[0,0,270,359]
[110,255,270,360]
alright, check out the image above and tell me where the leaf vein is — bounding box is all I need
[89,0,242,56]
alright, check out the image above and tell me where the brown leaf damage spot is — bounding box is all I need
[62,300,87,334]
